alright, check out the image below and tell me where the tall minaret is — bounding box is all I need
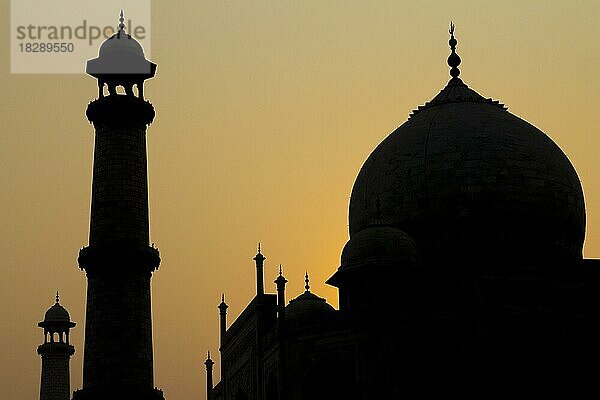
[37,292,76,400]
[74,11,163,400]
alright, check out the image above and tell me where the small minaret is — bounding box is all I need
[253,243,266,296]
[218,294,228,348]
[37,292,76,400]
[274,265,288,322]
[204,351,214,400]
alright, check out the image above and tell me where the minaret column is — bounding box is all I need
[204,352,214,400]
[253,243,266,296]
[218,294,228,348]
[38,293,76,400]
[74,11,162,400]
[275,265,288,323]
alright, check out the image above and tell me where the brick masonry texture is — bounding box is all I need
[89,122,150,248]
[38,346,73,400]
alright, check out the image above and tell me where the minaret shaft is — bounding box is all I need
[89,122,149,247]
[77,96,161,400]
[39,348,73,400]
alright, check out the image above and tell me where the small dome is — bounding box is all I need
[44,302,70,323]
[286,291,335,326]
[341,227,422,271]
[86,12,155,78]
[98,30,145,59]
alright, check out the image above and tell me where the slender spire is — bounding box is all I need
[275,264,287,285]
[305,272,310,292]
[118,10,126,31]
[448,21,461,79]
[55,291,60,304]
[218,294,228,310]
[258,242,261,254]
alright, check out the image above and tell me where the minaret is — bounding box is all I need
[218,294,228,347]
[253,243,266,296]
[37,292,76,400]
[274,268,288,400]
[204,351,214,400]
[274,265,288,322]
[75,11,163,400]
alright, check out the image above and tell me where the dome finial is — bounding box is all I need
[118,10,125,31]
[448,21,461,79]
[279,264,283,276]
[55,290,60,304]
[305,272,310,292]
[257,242,261,254]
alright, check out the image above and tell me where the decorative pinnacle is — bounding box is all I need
[204,351,214,367]
[118,10,125,31]
[275,265,287,285]
[55,291,60,304]
[447,21,461,79]
[305,272,310,292]
[254,242,265,262]
[218,294,228,310]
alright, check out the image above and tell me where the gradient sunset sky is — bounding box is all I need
[2,1,600,399]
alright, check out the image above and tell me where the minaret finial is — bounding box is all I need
[55,291,60,304]
[279,264,283,276]
[305,272,310,292]
[448,21,461,79]
[118,10,125,31]
[207,350,211,360]
[258,242,261,254]
[221,293,224,302]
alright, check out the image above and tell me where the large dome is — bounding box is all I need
[348,34,585,267]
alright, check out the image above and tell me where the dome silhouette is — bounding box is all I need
[86,11,155,77]
[44,302,70,323]
[98,30,145,59]
[349,76,585,266]
[286,275,336,327]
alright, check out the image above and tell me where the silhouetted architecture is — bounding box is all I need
[38,293,76,400]
[71,11,164,400]
[208,24,600,399]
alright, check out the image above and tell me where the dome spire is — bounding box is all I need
[448,21,461,79]
[118,10,126,31]
[305,272,310,292]
[55,290,60,304]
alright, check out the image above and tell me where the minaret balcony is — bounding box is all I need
[78,244,160,275]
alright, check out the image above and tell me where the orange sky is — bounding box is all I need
[2,1,600,399]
